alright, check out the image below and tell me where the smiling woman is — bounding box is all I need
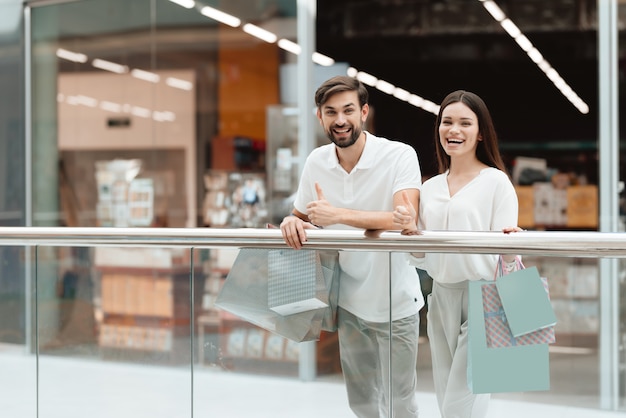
[410,89,519,418]
[438,101,482,165]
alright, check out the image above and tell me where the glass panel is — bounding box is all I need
[619,1,626,410]
[0,245,35,416]
[23,244,619,417]
[192,246,348,416]
[30,0,301,230]
[411,251,612,417]
[36,245,195,417]
[31,0,200,228]
[0,0,27,353]
[492,254,601,409]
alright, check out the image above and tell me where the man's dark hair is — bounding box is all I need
[314,76,369,108]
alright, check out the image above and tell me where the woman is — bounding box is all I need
[394,90,520,418]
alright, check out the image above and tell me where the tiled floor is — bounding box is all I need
[1,346,624,418]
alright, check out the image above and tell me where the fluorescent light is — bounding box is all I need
[500,19,521,38]
[200,6,241,27]
[153,111,176,122]
[168,0,194,9]
[312,52,335,66]
[131,69,160,83]
[100,101,122,113]
[356,71,377,87]
[514,34,532,52]
[243,23,277,43]
[65,96,79,106]
[278,39,301,55]
[482,1,505,21]
[408,94,424,108]
[546,68,560,83]
[131,106,151,118]
[393,87,411,101]
[575,100,589,114]
[349,67,439,114]
[77,95,97,107]
[92,58,128,74]
[478,0,588,114]
[166,77,193,91]
[423,101,441,115]
[527,48,544,64]
[56,48,87,63]
[537,60,551,72]
[65,95,98,107]
[375,79,395,95]
[553,78,567,90]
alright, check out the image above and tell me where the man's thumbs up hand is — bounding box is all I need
[306,182,335,227]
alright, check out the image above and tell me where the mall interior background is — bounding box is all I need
[0,0,625,416]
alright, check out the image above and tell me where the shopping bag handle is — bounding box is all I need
[494,255,524,279]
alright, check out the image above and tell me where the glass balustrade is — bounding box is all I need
[0,228,623,417]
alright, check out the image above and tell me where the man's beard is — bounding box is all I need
[326,125,362,148]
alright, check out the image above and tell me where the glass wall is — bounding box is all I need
[0,0,26,349]
[0,237,623,417]
[30,0,297,229]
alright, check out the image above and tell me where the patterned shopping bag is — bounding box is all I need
[215,248,339,342]
[267,249,329,316]
[483,257,556,348]
[482,278,556,348]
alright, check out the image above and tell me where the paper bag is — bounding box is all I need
[215,248,339,342]
[468,279,551,394]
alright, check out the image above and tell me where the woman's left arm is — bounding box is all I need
[494,178,522,264]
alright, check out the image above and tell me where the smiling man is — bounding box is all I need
[280,75,424,417]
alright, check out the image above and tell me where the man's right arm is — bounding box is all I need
[280,209,319,250]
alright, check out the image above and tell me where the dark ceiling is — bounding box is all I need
[316,0,618,177]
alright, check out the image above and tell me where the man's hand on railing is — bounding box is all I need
[280,213,320,250]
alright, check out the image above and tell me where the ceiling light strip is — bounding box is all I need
[131,68,160,83]
[312,52,335,66]
[278,39,301,55]
[56,48,87,63]
[479,0,589,114]
[72,3,440,116]
[349,67,439,115]
[200,6,241,27]
[242,23,277,43]
[166,77,193,91]
[168,0,195,9]
[92,58,128,74]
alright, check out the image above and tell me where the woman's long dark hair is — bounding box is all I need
[434,90,506,174]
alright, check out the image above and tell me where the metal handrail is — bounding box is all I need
[0,226,625,257]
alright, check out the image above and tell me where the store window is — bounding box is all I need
[30,0,308,229]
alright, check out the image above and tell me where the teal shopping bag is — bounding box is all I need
[495,266,557,338]
[467,280,551,394]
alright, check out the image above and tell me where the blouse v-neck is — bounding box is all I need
[446,167,491,198]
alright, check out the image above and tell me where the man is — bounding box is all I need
[280,75,423,417]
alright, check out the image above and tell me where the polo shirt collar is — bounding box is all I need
[326,131,377,170]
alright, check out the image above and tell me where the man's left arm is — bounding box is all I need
[307,182,419,231]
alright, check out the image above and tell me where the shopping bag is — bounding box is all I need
[483,257,556,348]
[268,249,329,315]
[318,250,340,332]
[496,260,557,338]
[468,279,551,394]
[214,248,339,342]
